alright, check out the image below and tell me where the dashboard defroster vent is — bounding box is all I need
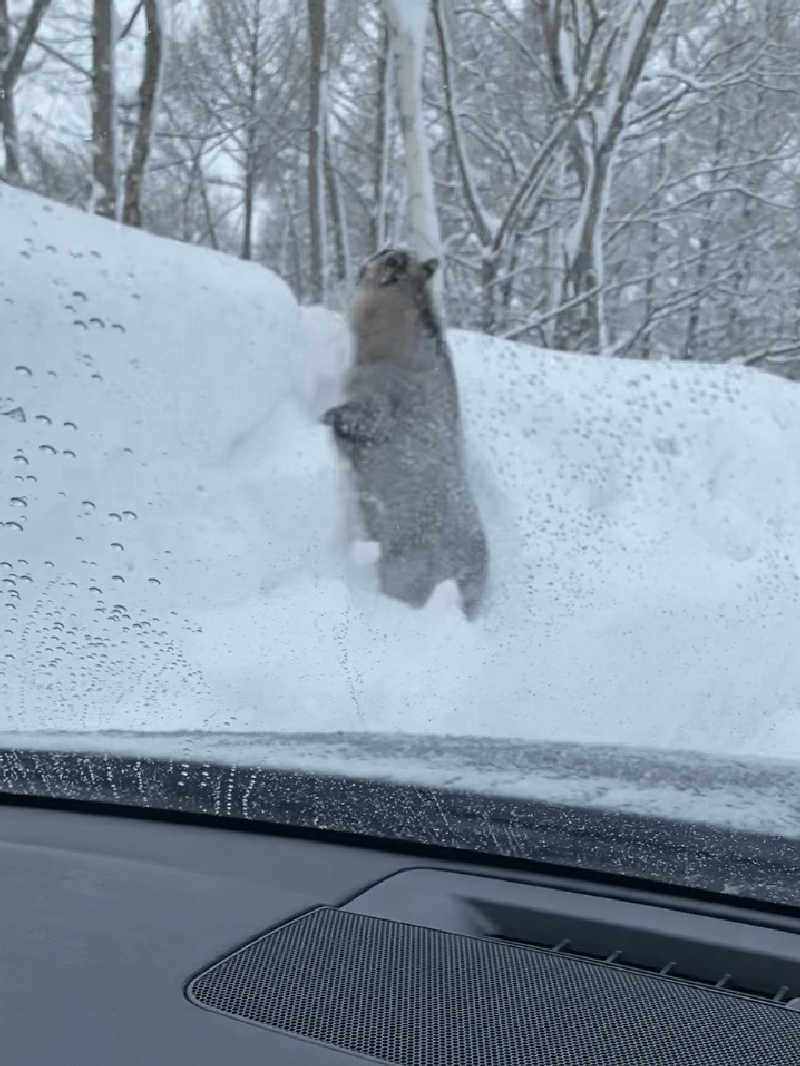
[187,906,800,1066]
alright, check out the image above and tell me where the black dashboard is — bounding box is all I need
[2,796,800,1065]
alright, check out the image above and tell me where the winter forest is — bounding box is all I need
[2,0,799,373]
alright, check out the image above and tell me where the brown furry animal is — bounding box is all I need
[322,248,488,619]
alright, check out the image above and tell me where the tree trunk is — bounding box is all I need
[683,106,726,361]
[307,0,327,303]
[240,0,262,261]
[181,156,197,242]
[0,0,18,183]
[640,33,677,361]
[241,157,255,260]
[325,124,349,283]
[382,0,442,307]
[546,0,669,352]
[281,178,303,302]
[0,0,51,185]
[371,20,391,250]
[91,0,116,219]
[500,230,524,328]
[0,83,21,186]
[481,254,499,334]
[554,257,598,351]
[724,87,764,361]
[122,0,162,227]
[241,87,256,259]
[196,152,219,250]
[555,139,625,351]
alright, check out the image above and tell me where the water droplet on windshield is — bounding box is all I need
[109,513,122,522]
[35,414,52,424]
[15,366,32,376]
[3,407,26,423]
[38,444,57,454]
[112,575,125,584]
[81,501,96,514]
[12,453,28,464]
[111,543,123,551]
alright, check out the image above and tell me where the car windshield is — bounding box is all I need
[2,0,800,902]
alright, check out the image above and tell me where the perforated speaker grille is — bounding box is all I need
[187,906,800,1065]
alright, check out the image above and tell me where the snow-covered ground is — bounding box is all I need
[3,184,800,762]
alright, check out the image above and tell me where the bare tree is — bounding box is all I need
[122,0,163,227]
[324,122,349,283]
[13,0,800,378]
[382,0,442,305]
[240,0,263,259]
[0,0,51,184]
[540,0,670,351]
[370,18,391,250]
[91,0,116,218]
[307,0,327,301]
[158,0,303,261]
[433,0,597,332]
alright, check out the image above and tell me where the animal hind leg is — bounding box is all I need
[454,528,488,620]
[379,546,436,609]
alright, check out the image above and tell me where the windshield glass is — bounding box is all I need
[2,0,800,903]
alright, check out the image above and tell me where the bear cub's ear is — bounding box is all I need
[422,258,439,279]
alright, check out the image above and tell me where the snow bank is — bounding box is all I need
[3,184,800,760]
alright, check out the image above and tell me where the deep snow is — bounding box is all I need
[3,184,800,762]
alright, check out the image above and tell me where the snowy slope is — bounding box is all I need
[3,184,800,761]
